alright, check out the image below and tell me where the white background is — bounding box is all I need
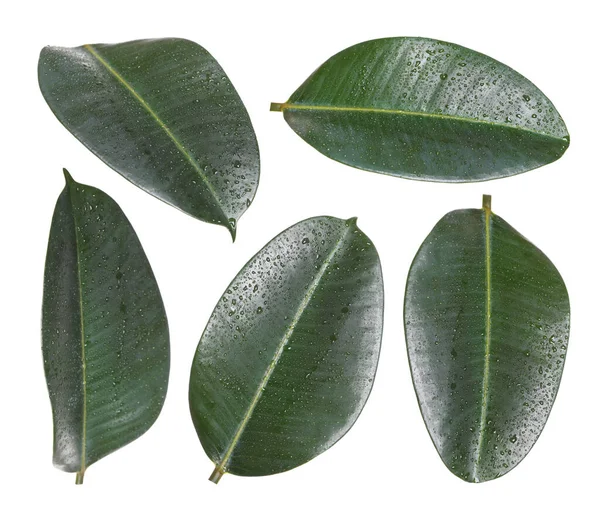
[1,0,597,511]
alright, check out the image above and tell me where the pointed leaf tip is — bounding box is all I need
[228,222,237,242]
[62,168,74,183]
[346,217,358,227]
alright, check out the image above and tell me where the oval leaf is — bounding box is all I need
[189,216,383,482]
[404,196,569,482]
[272,37,569,182]
[39,38,260,239]
[42,170,170,483]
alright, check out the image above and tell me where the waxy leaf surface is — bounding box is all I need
[42,170,169,483]
[273,37,568,182]
[189,216,383,481]
[404,198,569,482]
[39,38,259,239]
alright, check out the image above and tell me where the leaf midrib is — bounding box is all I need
[66,179,88,481]
[83,44,228,225]
[474,206,492,480]
[215,222,353,474]
[278,103,567,143]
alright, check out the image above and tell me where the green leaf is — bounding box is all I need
[271,37,569,182]
[42,170,170,484]
[39,38,260,239]
[189,216,383,482]
[404,196,569,482]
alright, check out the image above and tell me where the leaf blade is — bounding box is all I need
[274,37,569,181]
[404,198,569,482]
[189,216,383,480]
[39,38,260,237]
[42,170,170,482]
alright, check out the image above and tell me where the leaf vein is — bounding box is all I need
[213,222,354,478]
[83,44,227,225]
[65,174,88,484]
[276,103,567,142]
[474,201,493,480]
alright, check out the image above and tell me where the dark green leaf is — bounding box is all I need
[42,170,169,484]
[404,196,569,482]
[189,216,383,482]
[272,37,569,182]
[39,38,260,239]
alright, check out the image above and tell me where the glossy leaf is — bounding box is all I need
[42,170,169,483]
[272,37,569,182]
[39,38,259,239]
[189,216,383,482]
[404,196,569,482]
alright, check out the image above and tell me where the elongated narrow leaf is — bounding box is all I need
[39,38,260,239]
[189,216,383,482]
[272,37,569,182]
[42,170,169,483]
[404,196,569,482]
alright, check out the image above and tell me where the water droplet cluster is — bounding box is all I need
[42,175,169,471]
[284,37,568,181]
[39,39,259,233]
[405,208,569,482]
[190,216,384,476]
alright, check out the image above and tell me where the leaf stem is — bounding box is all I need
[75,471,85,485]
[482,194,492,212]
[270,102,285,112]
[209,466,224,484]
